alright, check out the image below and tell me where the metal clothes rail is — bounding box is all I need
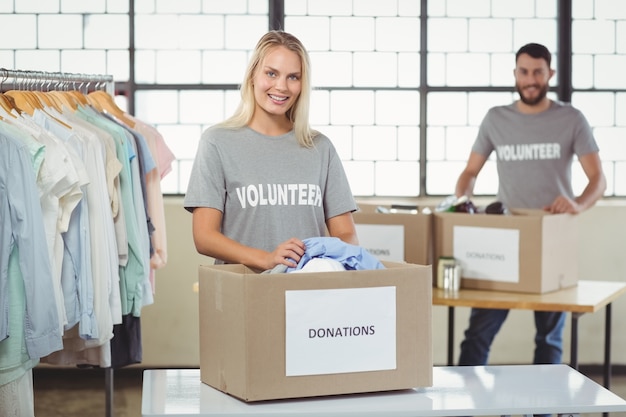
[0,68,114,95]
[1,67,117,417]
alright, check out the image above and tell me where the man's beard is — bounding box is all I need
[516,82,549,106]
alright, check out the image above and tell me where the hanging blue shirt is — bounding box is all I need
[0,130,62,361]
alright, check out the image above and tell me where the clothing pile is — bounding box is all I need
[265,237,385,274]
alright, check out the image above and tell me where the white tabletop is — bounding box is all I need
[142,364,626,416]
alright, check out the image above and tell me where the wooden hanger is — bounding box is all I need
[87,90,135,127]
[47,90,79,111]
[4,90,41,115]
[32,90,57,109]
[42,91,66,112]
[9,87,75,128]
[0,94,17,117]
[68,90,89,106]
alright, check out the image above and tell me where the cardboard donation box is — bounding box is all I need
[198,261,433,402]
[352,203,432,266]
[433,209,578,294]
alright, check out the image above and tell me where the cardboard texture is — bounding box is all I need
[352,203,432,266]
[433,209,578,294]
[198,261,433,402]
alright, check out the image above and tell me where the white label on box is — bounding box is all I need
[285,286,396,376]
[453,226,520,283]
[354,224,404,261]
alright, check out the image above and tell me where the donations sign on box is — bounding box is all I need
[285,286,396,376]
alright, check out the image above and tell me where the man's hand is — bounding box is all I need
[543,195,581,214]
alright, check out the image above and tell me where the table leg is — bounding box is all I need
[105,367,114,417]
[447,306,454,366]
[603,306,612,417]
[570,313,581,370]
[571,306,613,417]
[604,303,612,389]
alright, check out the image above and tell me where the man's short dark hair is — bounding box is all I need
[516,43,552,67]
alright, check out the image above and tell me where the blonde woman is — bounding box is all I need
[184,30,358,271]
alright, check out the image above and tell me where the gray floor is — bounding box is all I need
[32,366,626,417]
[33,367,142,417]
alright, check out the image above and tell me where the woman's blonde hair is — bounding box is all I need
[218,30,318,148]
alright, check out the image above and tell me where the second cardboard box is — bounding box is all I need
[433,209,578,293]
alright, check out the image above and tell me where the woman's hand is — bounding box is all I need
[265,237,306,270]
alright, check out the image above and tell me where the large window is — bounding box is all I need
[286,1,421,196]
[1,0,624,197]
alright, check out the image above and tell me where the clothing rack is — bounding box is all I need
[0,68,114,95]
[1,67,117,417]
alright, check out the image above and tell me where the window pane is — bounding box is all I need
[427,160,497,195]
[310,89,330,125]
[156,51,202,84]
[398,126,420,161]
[285,16,330,50]
[446,53,491,86]
[428,9,557,88]
[617,93,626,126]
[309,52,353,87]
[330,17,375,51]
[428,92,468,126]
[446,0,491,17]
[376,161,420,196]
[343,161,375,196]
[468,19,512,52]
[398,52,420,87]
[428,18,468,52]
[353,126,398,161]
[0,15,36,48]
[178,15,225,49]
[375,90,420,126]
[330,91,375,125]
[594,55,626,89]
[62,50,107,74]
[376,17,419,52]
[107,50,130,81]
[427,92,513,196]
[353,52,398,87]
[202,51,248,84]
[179,90,227,124]
[317,125,352,160]
[84,15,129,48]
[572,92,616,127]
[615,163,626,196]
[16,50,61,72]
[571,91,622,197]
[38,15,83,48]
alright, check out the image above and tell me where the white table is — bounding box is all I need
[141,364,626,416]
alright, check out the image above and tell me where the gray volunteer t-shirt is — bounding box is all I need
[184,126,357,262]
[472,101,599,209]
